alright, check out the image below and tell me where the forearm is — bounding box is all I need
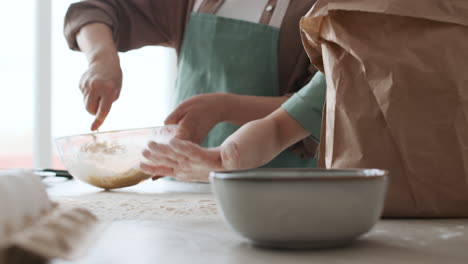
[65,0,193,52]
[221,108,310,169]
[77,23,119,65]
[224,94,289,126]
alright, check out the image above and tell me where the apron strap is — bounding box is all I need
[197,0,226,14]
[259,0,290,27]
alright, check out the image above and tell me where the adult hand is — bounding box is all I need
[165,93,232,144]
[139,138,240,182]
[79,55,122,131]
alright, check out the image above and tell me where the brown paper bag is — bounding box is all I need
[300,0,468,217]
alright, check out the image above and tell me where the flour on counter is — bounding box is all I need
[54,192,219,221]
[439,231,464,240]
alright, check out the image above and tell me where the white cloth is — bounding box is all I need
[0,169,52,247]
[194,0,269,24]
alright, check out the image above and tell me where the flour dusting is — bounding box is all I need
[54,192,219,221]
[436,227,465,240]
[439,231,464,240]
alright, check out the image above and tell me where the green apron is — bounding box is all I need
[175,12,316,168]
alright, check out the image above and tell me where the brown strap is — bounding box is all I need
[197,0,226,14]
[259,0,279,25]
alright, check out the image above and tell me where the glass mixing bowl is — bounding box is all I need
[55,126,177,189]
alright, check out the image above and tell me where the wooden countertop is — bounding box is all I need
[47,179,468,264]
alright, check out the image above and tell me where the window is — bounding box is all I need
[0,1,176,169]
[0,2,35,168]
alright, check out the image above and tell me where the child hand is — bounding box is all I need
[140,138,239,182]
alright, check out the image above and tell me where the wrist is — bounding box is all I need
[88,49,119,67]
[219,93,238,123]
[77,23,119,66]
[217,93,235,122]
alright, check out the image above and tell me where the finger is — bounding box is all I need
[147,141,188,164]
[84,92,100,116]
[139,162,175,176]
[79,71,90,95]
[164,107,185,125]
[142,149,179,167]
[177,117,210,145]
[173,171,210,182]
[169,138,221,168]
[91,95,112,131]
[168,138,198,158]
[173,125,191,141]
[221,141,241,170]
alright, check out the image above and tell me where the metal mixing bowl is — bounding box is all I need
[55,126,177,189]
[210,168,388,249]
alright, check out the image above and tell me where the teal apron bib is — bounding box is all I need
[175,13,316,168]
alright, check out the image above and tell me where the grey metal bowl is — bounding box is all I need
[210,168,388,249]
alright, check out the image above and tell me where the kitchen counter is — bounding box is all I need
[47,179,468,264]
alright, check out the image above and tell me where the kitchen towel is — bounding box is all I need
[0,170,99,263]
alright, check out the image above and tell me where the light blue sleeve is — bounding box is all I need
[281,71,326,143]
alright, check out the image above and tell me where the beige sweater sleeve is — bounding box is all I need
[64,0,195,52]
